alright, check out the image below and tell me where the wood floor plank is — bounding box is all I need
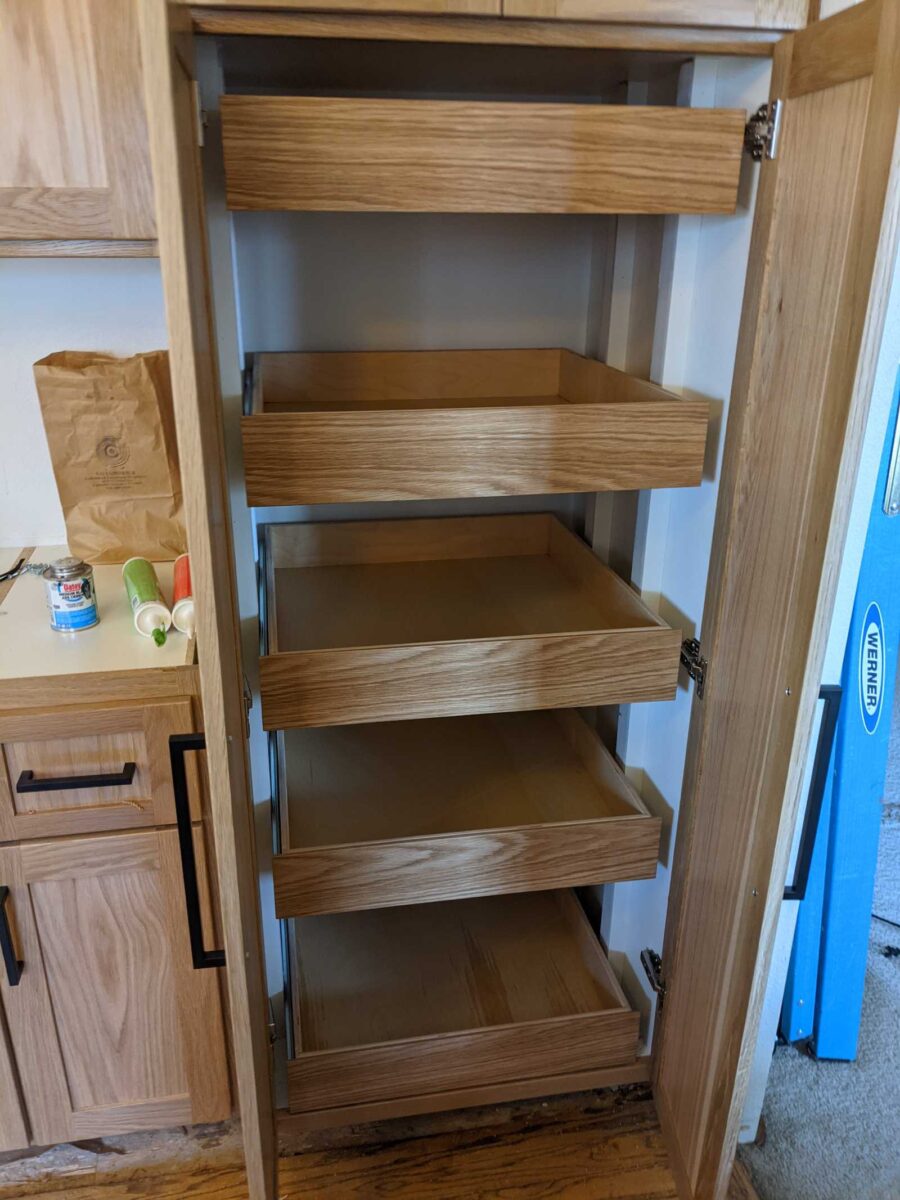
[6,1089,758,1200]
[15,1093,680,1200]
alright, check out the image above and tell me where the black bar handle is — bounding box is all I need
[0,887,23,987]
[169,733,225,970]
[783,684,842,902]
[17,762,137,794]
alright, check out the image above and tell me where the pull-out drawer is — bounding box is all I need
[221,96,745,215]
[242,349,709,506]
[286,890,640,1124]
[260,513,680,729]
[273,709,660,916]
[0,699,201,839]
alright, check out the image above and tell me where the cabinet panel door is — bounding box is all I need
[0,0,155,239]
[500,0,806,28]
[655,2,900,1198]
[0,830,229,1144]
[0,699,199,840]
[0,1001,28,1152]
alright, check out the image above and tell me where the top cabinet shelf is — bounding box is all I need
[220,96,745,215]
[242,348,709,505]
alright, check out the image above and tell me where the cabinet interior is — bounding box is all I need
[204,28,765,1117]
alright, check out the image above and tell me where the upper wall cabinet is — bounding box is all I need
[500,0,808,26]
[191,0,502,14]
[190,0,806,25]
[0,0,155,242]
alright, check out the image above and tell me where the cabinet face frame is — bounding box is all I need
[0,0,156,240]
[137,3,276,1196]
[0,830,229,1145]
[0,698,199,840]
[140,2,900,1198]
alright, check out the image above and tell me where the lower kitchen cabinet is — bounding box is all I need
[0,1002,28,1151]
[0,827,230,1148]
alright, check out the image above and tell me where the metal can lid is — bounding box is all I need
[44,556,90,581]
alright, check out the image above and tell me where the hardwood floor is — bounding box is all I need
[8,1086,758,1200]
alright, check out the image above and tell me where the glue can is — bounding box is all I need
[122,557,172,646]
[43,557,99,632]
[171,553,195,637]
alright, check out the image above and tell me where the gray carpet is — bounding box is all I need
[740,808,900,1200]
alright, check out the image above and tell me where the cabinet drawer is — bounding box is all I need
[260,514,680,729]
[273,710,660,916]
[221,96,745,215]
[286,890,639,1117]
[242,349,709,506]
[0,699,200,839]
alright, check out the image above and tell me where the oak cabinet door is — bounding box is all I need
[500,0,805,27]
[0,700,201,840]
[0,830,230,1144]
[190,0,501,14]
[0,0,155,240]
[0,998,28,1152]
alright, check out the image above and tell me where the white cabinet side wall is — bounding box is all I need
[595,56,772,1046]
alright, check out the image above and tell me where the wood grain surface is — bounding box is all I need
[288,891,638,1111]
[0,828,228,1147]
[190,9,781,54]
[261,514,678,728]
[502,0,806,27]
[0,239,157,257]
[191,0,500,10]
[655,2,900,1195]
[242,348,708,504]
[0,1087,761,1198]
[0,0,154,238]
[274,710,659,914]
[138,5,275,1195]
[221,96,744,215]
[0,699,199,840]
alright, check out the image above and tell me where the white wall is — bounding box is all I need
[0,260,168,548]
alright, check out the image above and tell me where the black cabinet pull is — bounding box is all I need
[0,887,23,987]
[16,762,137,794]
[169,733,225,970]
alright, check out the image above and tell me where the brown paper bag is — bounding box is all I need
[34,350,186,564]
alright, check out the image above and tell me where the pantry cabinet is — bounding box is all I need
[138,1,900,1198]
[0,0,155,249]
[0,829,229,1144]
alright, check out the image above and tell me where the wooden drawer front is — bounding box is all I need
[261,514,680,730]
[0,700,198,839]
[242,349,709,506]
[0,832,229,1145]
[273,711,660,916]
[221,96,745,216]
[287,891,639,1115]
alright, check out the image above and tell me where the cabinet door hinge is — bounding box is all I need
[641,948,667,1012]
[744,99,783,162]
[680,637,707,699]
[192,79,207,148]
